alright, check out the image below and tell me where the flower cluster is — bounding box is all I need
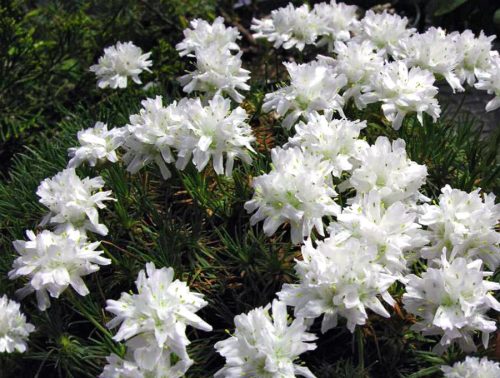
[328,190,428,276]
[252,2,499,128]
[344,136,427,205]
[286,112,368,177]
[11,168,113,309]
[68,122,127,168]
[123,94,255,179]
[0,295,34,353]
[90,41,152,89]
[441,356,500,378]
[278,238,397,333]
[10,229,110,310]
[177,17,250,102]
[215,300,317,378]
[263,60,347,129]
[245,146,340,244]
[36,168,114,235]
[419,185,500,270]
[103,263,212,375]
[403,254,500,353]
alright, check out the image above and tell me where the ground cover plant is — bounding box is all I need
[0,1,499,377]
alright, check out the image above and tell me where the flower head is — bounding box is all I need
[403,253,500,353]
[278,238,397,333]
[263,61,347,129]
[313,1,359,50]
[441,356,500,378]
[251,3,323,51]
[0,295,35,353]
[328,190,428,276]
[179,47,250,103]
[396,27,464,92]
[68,122,127,168]
[286,112,368,177]
[105,262,212,360]
[355,10,415,56]
[330,40,384,108]
[475,54,500,112]
[90,41,152,89]
[176,17,240,57]
[245,147,340,244]
[214,300,317,378]
[36,168,114,235]
[360,61,440,130]
[345,136,427,205]
[10,228,110,311]
[123,96,189,180]
[419,185,500,270]
[176,95,255,176]
[452,30,496,86]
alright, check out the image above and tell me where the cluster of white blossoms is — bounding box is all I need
[278,238,397,333]
[8,168,114,312]
[177,17,250,102]
[245,146,339,244]
[253,1,500,130]
[68,122,127,168]
[103,263,212,376]
[0,295,34,353]
[344,137,427,205]
[90,41,152,89]
[419,185,500,270]
[10,229,110,310]
[36,168,114,235]
[286,113,368,177]
[263,60,347,129]
[215,300,317,378]
[123,94,255,179]
[441,356,500,378]
[328,190,428,276]
[403,254,500,353]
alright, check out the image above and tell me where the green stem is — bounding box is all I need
[356,327,365,372]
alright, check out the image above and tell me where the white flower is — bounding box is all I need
[100,335,193,378]
[355,10,415,56]
[176,17,240,57]
[90,41,152,89]
[452,30,496,86]
[403,253,500,353]
[278,238,397,333]
[328,190,428,276]
[245,147,340,244]
[419,185,500,270]
[176,95,255,176]
[179,46,250,103]
[10,228,110,311]
[0,295,34,353]
[359,61,440,130]
[263,61,347,129]
[313,1,359,51]
[251,3,323,51]
[441,356,500,378]
[214,299,317,378]
[105,262,212,361]
[396,27,464,92]
[330,40,384,108]
[122,96,189,180]
[285,112,368,177]
[36,168,114,235]
[68,122,127,168]
[345,136,427,205]
[475,54,500,112]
